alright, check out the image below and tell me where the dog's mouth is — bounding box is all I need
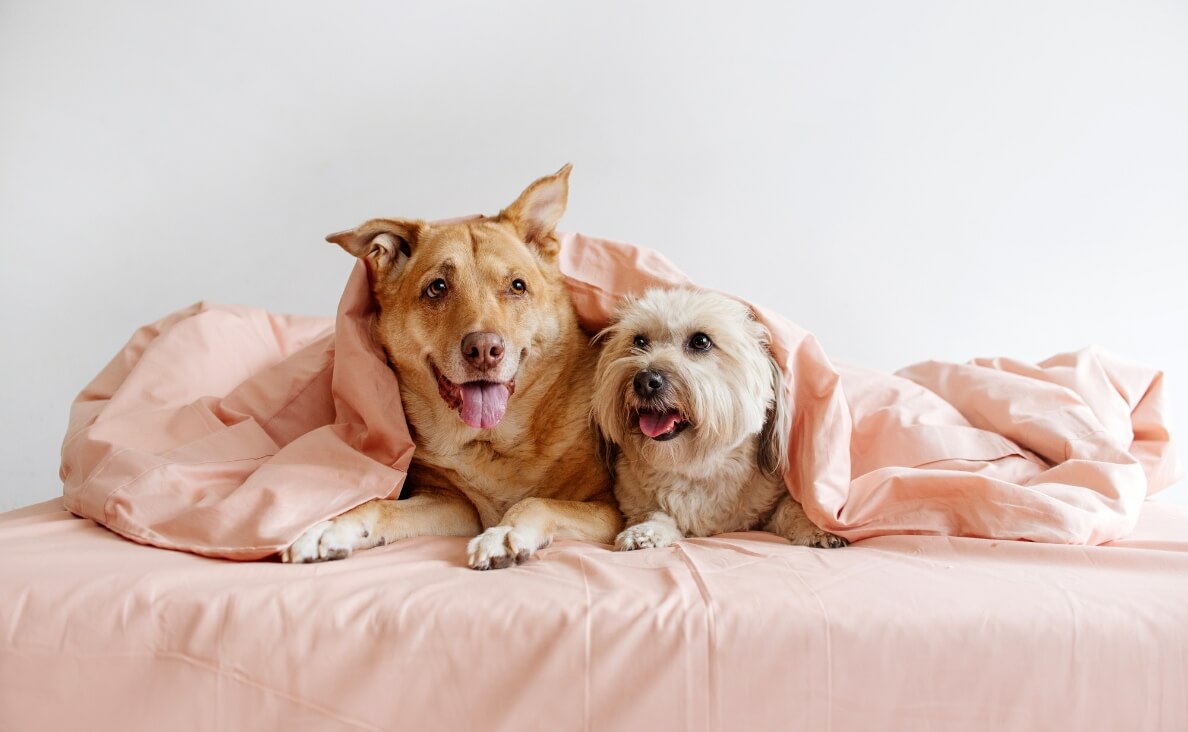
[432,361,516,430]
[637,409,689,441]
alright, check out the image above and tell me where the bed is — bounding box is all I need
[8,228,1186,730]
[2,496,1186,730]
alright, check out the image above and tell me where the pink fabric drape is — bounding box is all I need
[60,232,1181,558]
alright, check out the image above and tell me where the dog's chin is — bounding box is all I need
[430,360,517,430]
[634,407,691,442]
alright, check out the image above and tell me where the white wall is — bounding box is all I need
[1,0,1185,512]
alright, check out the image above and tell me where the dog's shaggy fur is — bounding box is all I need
[592,288,846,550]
[282,166,621,569]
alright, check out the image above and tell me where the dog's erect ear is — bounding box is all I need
[326,218,422,279]
[499,164,571,258]
[758,350,792,480]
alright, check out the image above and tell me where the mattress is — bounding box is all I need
[2,497,1187,731]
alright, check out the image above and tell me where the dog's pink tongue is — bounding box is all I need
[459,383,510,429]
[639,411,681,438]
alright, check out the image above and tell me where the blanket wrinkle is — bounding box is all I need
[784,557,838,731]
[160,651,382,732]
[58,232,1181,558]
[674,542,720,732]
[577,553,594,732]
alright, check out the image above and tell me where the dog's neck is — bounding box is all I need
[623,429,763,482]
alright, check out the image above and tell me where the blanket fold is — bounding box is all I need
[60,233,1181,558]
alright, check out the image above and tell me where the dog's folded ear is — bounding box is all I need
[758,351,792,480]
[326,218,422,280]
[592,423,620,479]
[499,164,572,259]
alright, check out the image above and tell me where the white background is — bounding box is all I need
[1,1,1185,511]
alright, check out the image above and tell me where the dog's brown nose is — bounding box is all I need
[462,331,505,371]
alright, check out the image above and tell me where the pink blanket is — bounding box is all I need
[60,232,1181,558]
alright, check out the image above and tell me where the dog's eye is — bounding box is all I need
[632,335,649,350]
[688,332,712,351]
[425,279,448,299]
[510,278,527,294]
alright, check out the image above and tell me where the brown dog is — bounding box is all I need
[281,166,621,569]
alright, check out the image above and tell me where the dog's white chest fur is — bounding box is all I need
[616,441,783,537]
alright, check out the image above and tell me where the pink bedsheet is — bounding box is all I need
[59,231,1180,557]
[2,497,1187,730]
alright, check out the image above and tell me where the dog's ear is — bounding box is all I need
[592,422,620,480]
[590,314,621,346]
[326,218,422,280]
[590,293,639,342]
[499,164,571,259]
[758,350,792,480]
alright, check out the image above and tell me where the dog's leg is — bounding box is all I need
[615,511,684,551]
[764,496,848,548]
[282,490,481,563]
[467,497,622,570]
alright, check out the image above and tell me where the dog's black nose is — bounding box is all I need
[462,331,505,371]
[633,369,667,398]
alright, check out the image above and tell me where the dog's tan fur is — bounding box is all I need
[282,166,621,569]
[592,288,846,550]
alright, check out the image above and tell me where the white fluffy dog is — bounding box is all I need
[592,288,847,551]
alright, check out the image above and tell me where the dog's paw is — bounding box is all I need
[615,521,682,551]
[467,525,548,570]
[281,518,369,563]
[787,526,848,549]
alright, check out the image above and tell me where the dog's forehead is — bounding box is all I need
[418,220,512,251]
[413,221,537,272]
[623,289,753,339]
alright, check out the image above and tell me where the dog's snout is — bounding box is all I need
[633,369,667,398]
[462,331,505,370]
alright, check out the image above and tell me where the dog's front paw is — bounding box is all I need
[788,526,848,549]
[282,517,369,563]
[467,525,549,570]
[615,521,682,551]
